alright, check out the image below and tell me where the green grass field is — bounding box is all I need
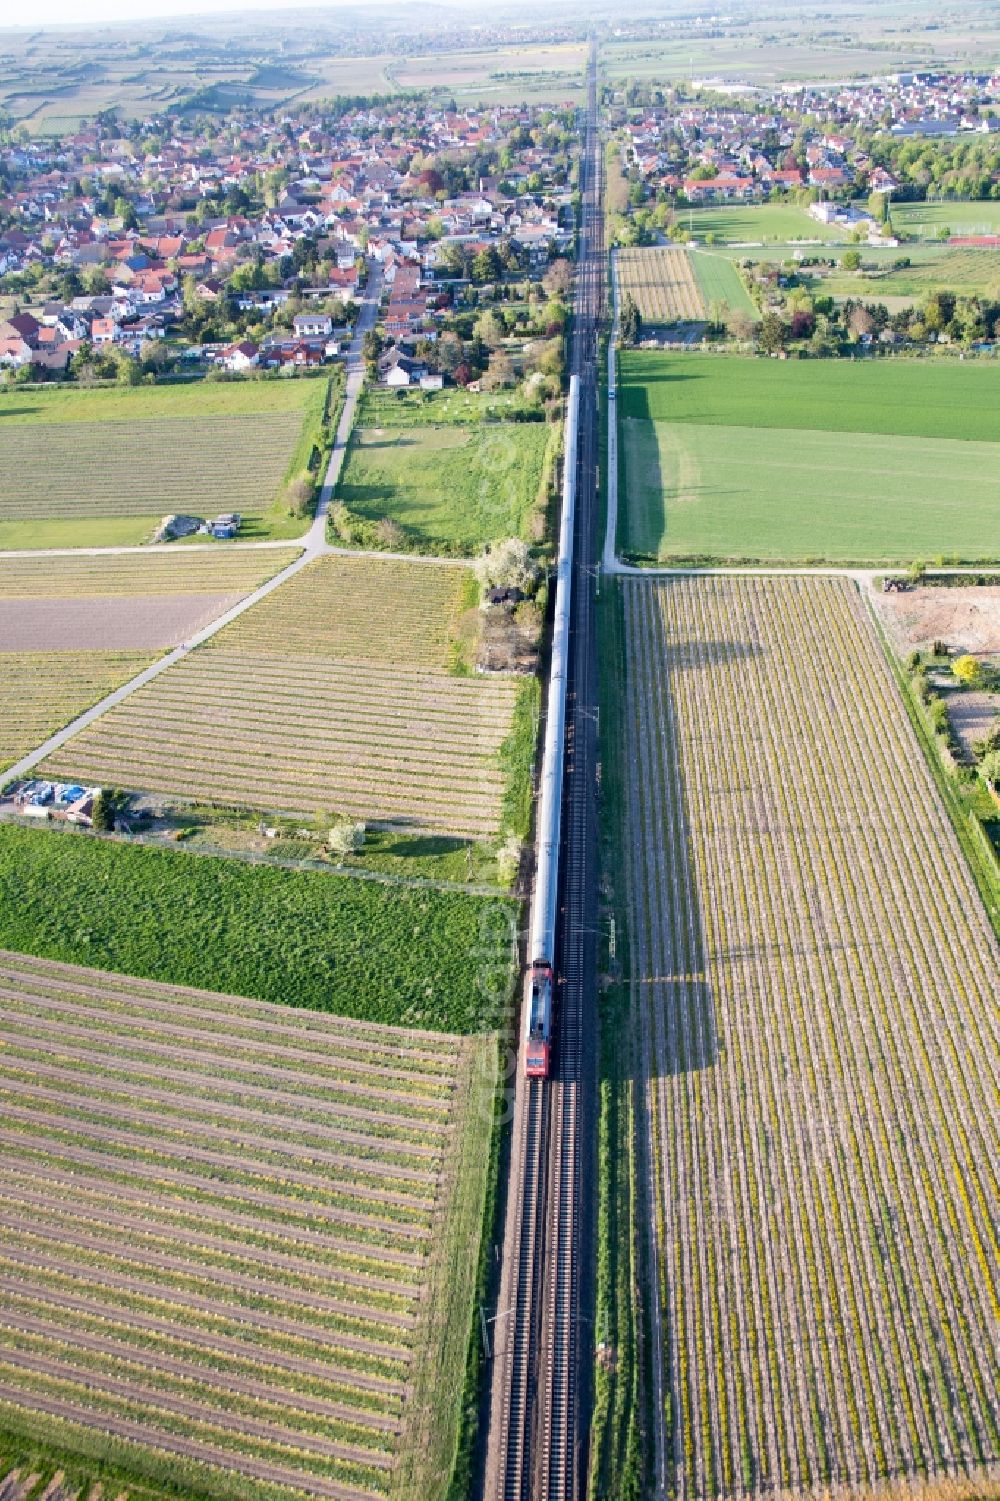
[620,352,1000,441]
[618,353,1000,562]
[337,400,551,554]
[817,245,1000,299]
[891,200,1000,240]
[0,379,328,549]
[683,203,843,244]
[689,249,759,319]
[0,824,513,1033]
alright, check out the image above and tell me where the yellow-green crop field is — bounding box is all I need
[613,573,1000,1498]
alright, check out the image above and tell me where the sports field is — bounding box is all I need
[682,204,843,244]
[618,354,1000,561]
[891,201,1000,240]
[609,573,1000,1499]
[0,381,327,549]
[337,397,551,554]
[0,948,495,1501]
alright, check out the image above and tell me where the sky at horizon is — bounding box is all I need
[0,0,474,28]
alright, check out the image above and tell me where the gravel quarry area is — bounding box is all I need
[0,593,245,652]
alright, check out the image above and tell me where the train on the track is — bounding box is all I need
[524,374,580,1079]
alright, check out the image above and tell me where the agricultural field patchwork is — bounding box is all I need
[616,247,759,328]
[689,251,759,321]
[42,555,522,839]
[0,381,328,549]
[0,949,496,1501]
[337,395,552,554]
[615,573,999,1499]
[0,548,303,774]
[618,353,1000,561]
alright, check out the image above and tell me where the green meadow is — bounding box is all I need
[617,353,1000,563]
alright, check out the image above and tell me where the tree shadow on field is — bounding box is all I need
[665,637,762,671]
[380,835,466,859]
[0,407,42,420]
[624,592,750,1080]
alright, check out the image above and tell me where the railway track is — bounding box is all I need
[485,42,603,1501]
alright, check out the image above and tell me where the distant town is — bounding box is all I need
[0,98,577,384]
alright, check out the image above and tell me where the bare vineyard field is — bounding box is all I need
[0,950,495,1501]
[0,415,303,522]
[0,380,327,548]
[206,555,469,667]
[616,248,706,324]
[42,556,519,838]
[0,595,244,652]
[42,651,517,838]
[0,652,153,774]
[0,548,302,599]
[617,574,999,1499]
